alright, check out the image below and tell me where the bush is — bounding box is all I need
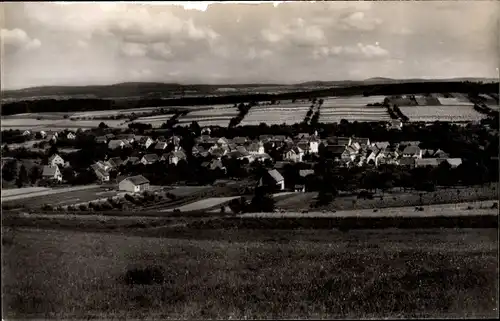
[79,204,88,211]
[124,266,165,285]
[491,202,498,209]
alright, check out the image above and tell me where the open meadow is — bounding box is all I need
[2,227,497,319]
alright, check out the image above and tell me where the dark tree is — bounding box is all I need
[98,122,109,129]
[30,166,42,184]
[16,165,28,188]
[2,160,17,182]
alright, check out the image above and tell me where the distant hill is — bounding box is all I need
[2,78,497,101]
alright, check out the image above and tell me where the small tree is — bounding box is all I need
[30,166,42,184]
[2,160,17,182]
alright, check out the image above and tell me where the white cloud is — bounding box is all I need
[121,42,147,57]
[341,11,382,31]
[1,28,41,51]
[313,43,389,59]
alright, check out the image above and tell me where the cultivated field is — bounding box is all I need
[2,227,497,318]
[400,105,486,122]
[165,186,213,198]
[319,96,391,123]
[175,105,239,127]
[239,103,311,126]
[1,118,128,130]
[1,184,101,202]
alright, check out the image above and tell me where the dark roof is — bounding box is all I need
[352,137,370,145]
[155,142,168,149]
[122,175,150,186]
[326,145,346,154]
[108,157,124,167]
[142,154,159,162]
[170,150,187,159]
[139,136,152,144]
[128,157,140,164]
[402,145,421,155]
[232,137,247,144]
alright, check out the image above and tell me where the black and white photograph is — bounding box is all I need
[1,0,499,319]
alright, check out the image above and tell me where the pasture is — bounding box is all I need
[2,227,497,318]
[400,105,486,122]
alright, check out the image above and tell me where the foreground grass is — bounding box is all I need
[2,228,498,319]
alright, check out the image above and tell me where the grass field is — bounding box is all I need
[1,187,51,197]
[2,227,497,319]
[276,185,498,211]
[1,118,127,130]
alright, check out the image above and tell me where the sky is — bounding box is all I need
[1,1,499,89]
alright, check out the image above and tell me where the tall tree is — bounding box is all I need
[30,166,42,184]
[16,165,28,187]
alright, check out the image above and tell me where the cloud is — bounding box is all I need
[313,43,390,59]
[1,28,41,51]
[261,18,326,47]
[120,42,147,57]
[341,11,382,31]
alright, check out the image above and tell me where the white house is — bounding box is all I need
[42,165,62,182]
[247,142,265,155]
[283,146,304,162]
[66,132,77,140]
[90,164,110,182]
[138,136,154,149]
[48,154,65,167]
[309,136,321,154]
[22,130,31,136]
[118,175,150,193]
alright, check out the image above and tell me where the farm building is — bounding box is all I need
[258,169,285,191]
[118,175,150,193]
[48,154,65,167]
[141,154,159,165]
[42,165,62,182]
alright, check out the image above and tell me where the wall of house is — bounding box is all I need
[119,180,136,192]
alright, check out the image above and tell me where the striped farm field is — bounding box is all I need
[400,105,486,122]
[320,107,391,123]
[1,187,51,198]
[175,105,239,127]
[240,104,311,126]
[321,95,387,107]
[0,118,128,130]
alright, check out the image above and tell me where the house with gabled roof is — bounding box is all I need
[137,136,154,149]
[326,136,352,147]
[445,158,462,168]
[283,146,304,163]
[48,154,65,167]
[154,141,168,150]
[90,164,110,182]
[108,157,125,168]
[22,130,31,137]
[299,169,315,178]
[108,139,129,150]
[433,149,449,159]
[246,141,265,155]
[163,150,187,165]
[168,135,181,146]
[373,141,390,150]
[258,169,285,191]
[141,154,159,165]
[341,145,358,162]
[402,145,423,158]
[66,132,77,140]
[127,156,140,165]
[42,165,62,182]
[118,175,150,193]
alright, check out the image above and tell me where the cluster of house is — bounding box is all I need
[40,154,67,182]
[22,130,77,143]
[322,137,462,168]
